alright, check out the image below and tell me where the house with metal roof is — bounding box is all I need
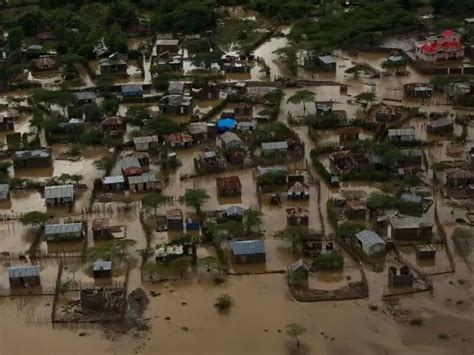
[388,216,433,242]
[286,207,309,226]
[93,260,112,278]
[44,185,74,206]
[44,223,84,242]
[427,116,455,134]
[230,240,266,264]
[133,135,159,152]
[0,184,9,200]
[100,53,127,75]
[387,127,416,143]
[13,149,52,169]
[167,209,184,230]
[128,172,160,193]
[354,230,386,257]
[121,156,143,177]
[73,91,96,106]
[261,141,288,154]
[102,175,125,191]
[220,131,242,150]
[121,84,144,100]
[226,206,244,222]
[8,266,41,287]
[165,132,193,148]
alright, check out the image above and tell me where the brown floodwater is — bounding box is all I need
[1,24,474,355]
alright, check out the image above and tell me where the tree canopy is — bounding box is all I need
[184,188,209,213]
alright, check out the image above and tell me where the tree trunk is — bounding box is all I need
[303,101,306,115]
[296,337,300,349]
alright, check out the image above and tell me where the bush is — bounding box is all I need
[214,294,234,312]
[312,252,344,270]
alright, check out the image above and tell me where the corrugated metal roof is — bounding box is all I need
[400,193,422,204]
[388,127,415,136]
[128,172,157,184]
[261,141,288,151]
[0,184,9,199]
[121,84,143,94]
[44,185,74,199]
[121,156,141,169]
[355,230,386,248]
[44,223,83,235]
[8,265,40,278]
[220,131,241,145]
[428,117,454,128]
[318,55,336,64]
[230,240,265,256]
[73,91,96,101]
[390,216,432,230]
[226,205,244,216]
[93,260,112,271]
[14,149,51,160]
[103,175,125,185]
[133,135,158,144]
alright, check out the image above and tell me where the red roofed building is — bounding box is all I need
[415,29,464,62]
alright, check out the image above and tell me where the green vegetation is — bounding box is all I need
[184,188,210,214]
[312,252,344,270]
[286,90,315,116]
[257,170,287,187]
[290,0,419,52]
[275,226,309,254]
[214,294,234,312]
[142,193,167,215]
[87,239,137,264]
[432,0,474,14]
[20,211,49,227]
[338,221,365,239]
[367,193,423,216]
[243,208,263,236]
[285,323,306,349]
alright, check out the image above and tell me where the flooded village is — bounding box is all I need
[0,0,474,354]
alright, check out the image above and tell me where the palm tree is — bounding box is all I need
[184,188,209,214]
[87,239,137,264]
[142,192,167,216]
[287,90,316,116]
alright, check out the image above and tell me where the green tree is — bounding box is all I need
[285,323,306,349]
[20,211,49,227]
[87,239,137,264]
[8,27,24,51]
[126,105,151,126]
[243,208,263,236]
[286,90,316,116]
[142,192,167,216]
[275,226,309,254]
[146,117,180,135]
[184,188,209,214]
[192,51,222,70]
[94,154,115,172]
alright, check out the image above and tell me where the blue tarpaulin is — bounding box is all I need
[216,117,236,133]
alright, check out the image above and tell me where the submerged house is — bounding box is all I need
[388,266,414,288]
[13,149,52,169]
[261,141,288,156]
[427,116,455,134]
[387,127,416,143]
[121,156,143,177]
[167,209,184,230]
[388,216,433,242]
[216,176,242,197]
[286,207,309,226]
[33,55,57,71]
[230,240,266,264]
[102,175,125,191]
[414,29,464,62]
[0,184,10,200]
[44,185,74,206]
[0,109,16,131]
[404,83,433,98]
[446,169,474,188]
[128,172,160,193]
[102,116,126,135]
[337,127,360,144]
[287,181,310,200]
[165,132,193,149]
[134,135,159,152]
[226,205,244,222]
[220,131,242,150]
[73,91,96,106]
[354,229,386,257]
[121,85,144,101]
[93,260,112,278]
[44,223,83,242]
[8,266,41,288]
[100,53,127,75]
